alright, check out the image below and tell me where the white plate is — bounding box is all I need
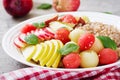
[2,11,120,72]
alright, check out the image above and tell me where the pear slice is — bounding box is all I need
[32,43,44,62]
[46,40,60,67]
[52,54,61,68]
[39,42,50,66]
[49,21,73,32]
[21,45,36,61]
[40,40,55,66]
[52,40,63,68]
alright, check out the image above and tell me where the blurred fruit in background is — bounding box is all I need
[3,0,33,17]
[52,0,80,12]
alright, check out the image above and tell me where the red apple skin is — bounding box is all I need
[43,28,55,37]
[45,15,58,26]
[53,0,80,12]
[14,37,26,48]
[3,0,33,17]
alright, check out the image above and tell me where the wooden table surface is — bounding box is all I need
[0,0,120,74]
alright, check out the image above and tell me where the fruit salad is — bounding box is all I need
[14,14,119,68]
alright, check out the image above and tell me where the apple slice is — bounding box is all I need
[34,29,45,41]
[26,32,31,35]
[33,29,39,36]
[18,33,26,43]
[63,23,76,28]
[49,21,73,32]
[45,15,58,26]
[44,33,51,40]
[43,27,55,38]
[14,37,26,48]
[42,30,52,40]
[34,29,53,41]
[21,45,36,61]
[78,17,85,25]
[30,30,35,34]
[38,29,49,40]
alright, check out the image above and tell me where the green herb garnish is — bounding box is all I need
[59,42,79,55]
[33,22,45,28]
[25,34,39,45]
[37,3,52,10]
[97,36,117,50]
[103,12,112,14]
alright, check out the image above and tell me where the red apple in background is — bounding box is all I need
[3,0,33,17]
[53,0,80,12]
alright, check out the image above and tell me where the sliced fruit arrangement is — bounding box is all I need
[14,14,119,69]
[14,14,88,49]
[21,39,63,68]
[14,27,55,48]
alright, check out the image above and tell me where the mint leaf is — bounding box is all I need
[59,42,79,55]
[33,22,45,28]
[25,34,39,45]
[97,36,117,50]
[33,23,39,28]
[39,22,46,28]
[103,12,112,14]
[37,3,52,10]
